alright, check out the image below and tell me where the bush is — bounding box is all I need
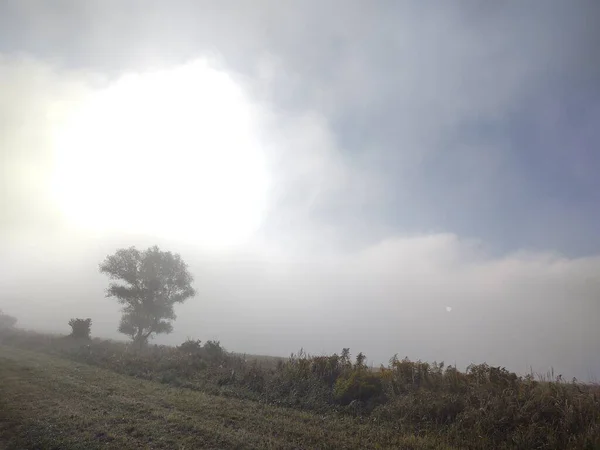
[334,369,385,405]
[68,318,92,339]
[177,339,203,355]
[203,340,225,361]
[0,310,17,329]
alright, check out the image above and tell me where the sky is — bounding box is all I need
[1,1,599,380]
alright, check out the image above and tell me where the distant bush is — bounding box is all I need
[68,318,92,339]
[0,310,17,329]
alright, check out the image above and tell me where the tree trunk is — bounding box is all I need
[134,327,145,350]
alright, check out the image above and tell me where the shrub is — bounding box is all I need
[177,339,203,355]
[203,340,225,361]
[466,363,518,390]
[334,369,385,405]
[68,318,92,339]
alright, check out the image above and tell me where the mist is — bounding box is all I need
[2,229,599,381]
[2,1,600,383]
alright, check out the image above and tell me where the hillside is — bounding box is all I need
[1,329,599,449]
[0,345,452,450]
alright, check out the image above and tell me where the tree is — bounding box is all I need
[99,246,195,347]
[68,318,92,339]
[0,310,17,329]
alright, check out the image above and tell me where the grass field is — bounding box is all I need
[0,345,455,449]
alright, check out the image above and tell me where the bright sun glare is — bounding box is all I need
[51,60,269,248]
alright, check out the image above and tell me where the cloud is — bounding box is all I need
[2,2,599,254]
[0,55,101,233]
[0,54,384,254]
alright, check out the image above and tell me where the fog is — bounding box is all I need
[1,1,599,381]
[3,230,600,380]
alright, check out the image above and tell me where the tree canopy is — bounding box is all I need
[99,246,195,346]
[0,310,17,329]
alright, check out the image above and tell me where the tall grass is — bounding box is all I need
[1,328,598,449]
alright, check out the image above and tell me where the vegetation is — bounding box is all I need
[1,328,599,449]
[99,246,195,348]
[0,346,451,450]
[0,309,17,329]
[68,318,92,339]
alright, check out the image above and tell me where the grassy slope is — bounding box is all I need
[0,346,456,450]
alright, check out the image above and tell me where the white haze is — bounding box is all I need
[2,229,600,381]
[2,14,599,382]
